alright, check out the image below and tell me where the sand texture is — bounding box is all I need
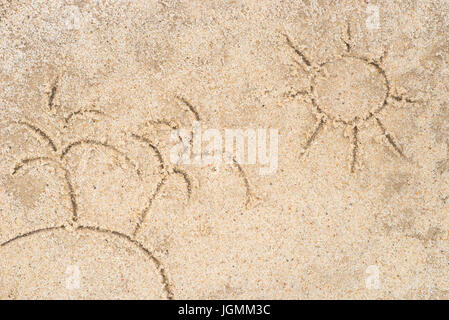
[0,0,448,299]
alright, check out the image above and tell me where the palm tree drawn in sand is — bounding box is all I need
[1,81,256,298]
[0,90,209,298]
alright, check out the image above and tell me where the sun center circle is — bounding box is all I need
[313,57,387,123]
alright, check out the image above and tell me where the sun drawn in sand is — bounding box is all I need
[284,24,419,172]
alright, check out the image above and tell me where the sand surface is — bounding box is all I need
[0,0,448,299]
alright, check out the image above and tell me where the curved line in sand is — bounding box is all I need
[61,140,142,177]
[0,225,173,300]
[130,133,165,172]
[5,121,58,152]
[12,157,78,222]
[64,109,108,125]
[311,55,390,125]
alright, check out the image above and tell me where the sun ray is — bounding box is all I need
[300,117,326,158]
[342,22,352,52]
[375,117,406,159]
[351,126,359,173]
[177,96,201,121]
[284,34,311,67]
[232,157,252,209]
[47,76,59,110]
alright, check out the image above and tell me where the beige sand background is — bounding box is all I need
[0,0,448,299]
